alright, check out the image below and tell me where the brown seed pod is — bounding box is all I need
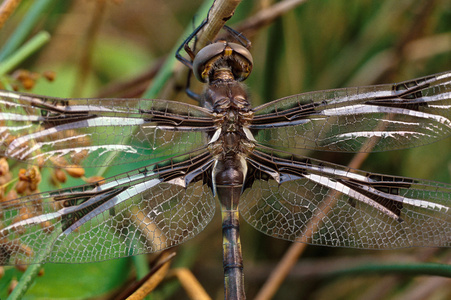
[65,165,85,178]
[15,207,35,222]
[21,77,35,90]
[43,70,56,81]
[71,149,89,165]
[12,69,30,80]
[27,167,42,185]
[18,169,27,181]
[54,168,67,183]
[16,167,41,193]
[0,158,9,175]
[2,190,20,208]
[51,156,68,168]
[15,180,28,194]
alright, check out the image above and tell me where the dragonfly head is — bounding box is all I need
[193,41,253,83]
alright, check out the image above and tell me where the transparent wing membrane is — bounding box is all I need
[252,71,451,153]
[0,90,215,168]
[0,149,216,264]
[241,148,451,248]
[0,71,449,266]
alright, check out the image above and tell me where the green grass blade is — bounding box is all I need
[0,0,56,61]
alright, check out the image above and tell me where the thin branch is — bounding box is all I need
[71,0,107,97]
[237,0,309,37]
[197,0,243,49]
[0,0,22,30]
[167,268,212,300]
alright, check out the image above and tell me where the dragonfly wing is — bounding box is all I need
[0,149,216,264]
[240,148,451,248]
[0,90,215,168]
[251,71,451,153]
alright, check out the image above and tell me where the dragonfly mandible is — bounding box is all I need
[0,22,451,300]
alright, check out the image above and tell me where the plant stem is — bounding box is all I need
[0,31,50,76]
[0,0,55,61]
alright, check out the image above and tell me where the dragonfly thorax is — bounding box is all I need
[204,80,255,158]
[204,81,252,114]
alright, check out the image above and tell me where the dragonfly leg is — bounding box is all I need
[175,17,209,69]
[223,25,251,49]
[185,68,201,102]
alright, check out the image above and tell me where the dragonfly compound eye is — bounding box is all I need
[193,41,253,83]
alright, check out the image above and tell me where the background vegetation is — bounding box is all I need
[0,0,450,299]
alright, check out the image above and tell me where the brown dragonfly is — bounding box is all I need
[0,22,450,299]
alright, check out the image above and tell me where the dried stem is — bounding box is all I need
[0,0,22,30]
[237,0,309,37]
[197,0,243,49]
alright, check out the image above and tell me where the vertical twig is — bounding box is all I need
[71,0,107,97]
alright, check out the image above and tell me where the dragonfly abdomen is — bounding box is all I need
[213,153,247,299]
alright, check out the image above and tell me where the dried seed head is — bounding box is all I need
[15,207,35,222]
[11,69,41,90]
[15,180,27,194]
[54,168,67,183]
[21,77,35,90]
[51,156,68,168]
[16,167,42,194]
[27,167,42,185]
[14,264,27,272]
[43,70,56,81]
[18,169,27,181]
[36,156,45,168]
[5,189,20,208]
[29,182,38,192]
[1,190,20,209]
[65,165,85,178]
[71,149,89,165]
[0,158,9,175]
